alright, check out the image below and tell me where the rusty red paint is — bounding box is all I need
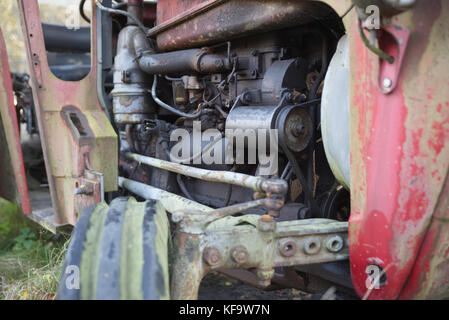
[428,113,449,156]
[349,0,449,299]
[0,28,31,214]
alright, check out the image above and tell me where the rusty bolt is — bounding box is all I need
[261,214,274,223]
[279,240,297,257]
[231,246,249,265]
[303,238,321,255]
[256,269,275,287]
[203,247,222,266]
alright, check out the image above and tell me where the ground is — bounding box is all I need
[199,273,310,300]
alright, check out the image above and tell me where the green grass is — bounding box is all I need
[0,198,69,300]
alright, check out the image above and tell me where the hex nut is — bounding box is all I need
[303,238,321,255]
[279,240,297,257]
[258,215,276,232]
[231,246,249,265]
[326,235,344,253]
[203,247,221,266]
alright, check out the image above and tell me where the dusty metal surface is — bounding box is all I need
[125,152,288,195]
[17,0,118,225]
[118,176,213,213]
[151,0,339,52]
[170,209,349,300]
[0,27,31,214]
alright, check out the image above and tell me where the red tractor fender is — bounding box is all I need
[347,0,449,299]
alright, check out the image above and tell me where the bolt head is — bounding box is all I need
[383,78,393,89]
[279,240,297,257]
[258,216,276,232]
[326,235,344,253]
[231,246,249,265]
[303,238,321,255]
[203,247,221,266]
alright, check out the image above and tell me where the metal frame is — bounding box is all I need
[17,0,117,226]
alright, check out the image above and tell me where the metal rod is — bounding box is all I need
[124,152,268,192]
[118,176,212,213]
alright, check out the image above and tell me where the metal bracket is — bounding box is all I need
[170,207,349,299]
[378,25,410,94]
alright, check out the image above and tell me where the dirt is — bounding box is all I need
[198,272,312,300]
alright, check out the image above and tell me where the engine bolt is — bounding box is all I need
[203,247,221,266]
[231,246,249,265]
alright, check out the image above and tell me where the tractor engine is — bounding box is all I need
[112,0,349,220]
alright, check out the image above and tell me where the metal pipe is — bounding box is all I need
[118,176,212,213]
[42,23,90,53]
[124,152,274,193]
[138,49,231,75]
[95,0,147,34]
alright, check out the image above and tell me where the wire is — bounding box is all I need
[151,75,202,119]
[358,19,395,64]
[341,4,355,19]
[79,0,90,23]
[177,174,196,201]
[95,0,148,34]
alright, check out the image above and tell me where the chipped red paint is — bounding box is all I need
[349,0,449,299]
[0,28,31,214]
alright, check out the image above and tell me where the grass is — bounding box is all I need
[0,198,69,300]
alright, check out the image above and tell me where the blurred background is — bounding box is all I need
[0,0,91,73]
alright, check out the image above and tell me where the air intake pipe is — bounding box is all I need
[137,48,232,75]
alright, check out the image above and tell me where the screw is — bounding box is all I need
[203,247,221,266]
[383,78,393,89]
[231,246,249,265]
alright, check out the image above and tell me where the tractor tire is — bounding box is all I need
[57,197,171,300]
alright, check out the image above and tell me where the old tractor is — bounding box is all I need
[1,0,448,300]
